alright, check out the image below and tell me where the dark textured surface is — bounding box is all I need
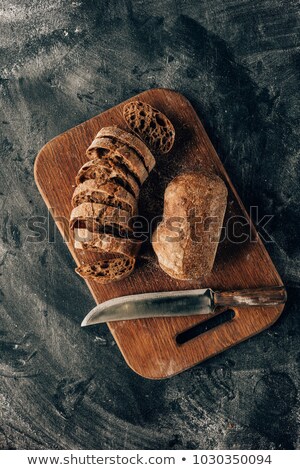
[0,0,299,450]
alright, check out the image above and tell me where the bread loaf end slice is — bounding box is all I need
[123,101,175,154]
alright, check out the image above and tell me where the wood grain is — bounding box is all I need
[34,88,286,379]
[214,286,287,307]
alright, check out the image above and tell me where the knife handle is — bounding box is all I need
[213,286,287,308]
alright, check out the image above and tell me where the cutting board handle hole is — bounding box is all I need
[176,309,236,345]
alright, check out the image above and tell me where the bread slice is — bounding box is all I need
[72,180,138,216]
[87,136,149,185]
[123,101,175,154]
[92,126,156,172]
[70,202,133,237]
[76,255,135,283]
[75,158,140,198]
[74,228,141,258]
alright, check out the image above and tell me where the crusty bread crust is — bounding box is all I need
[87,136,149,184]
[75,158,140,198]
[72,180,138,216]
[94,126,156,172]
[123,101,175,154]
[152,172,228,280]
[70,202,133,237]
[74,228,142,258]
[71,110,176,283]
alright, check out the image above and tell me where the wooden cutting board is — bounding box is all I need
[34,88,285,379]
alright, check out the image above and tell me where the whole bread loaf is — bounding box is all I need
[152,172,228,280]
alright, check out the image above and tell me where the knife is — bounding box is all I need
[81,286,287,326]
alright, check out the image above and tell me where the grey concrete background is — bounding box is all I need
[0,0,299,450]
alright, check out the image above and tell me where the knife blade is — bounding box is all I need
[81,286,286,326]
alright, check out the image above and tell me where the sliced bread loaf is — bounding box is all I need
[123,101,175,154]
[92,126,156,172]
[75,158,140,198]
[76,255,135,283]
[70,202,133,237]
[87,137,149,184]
[72,180,138,216]
[72,121,160,283]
